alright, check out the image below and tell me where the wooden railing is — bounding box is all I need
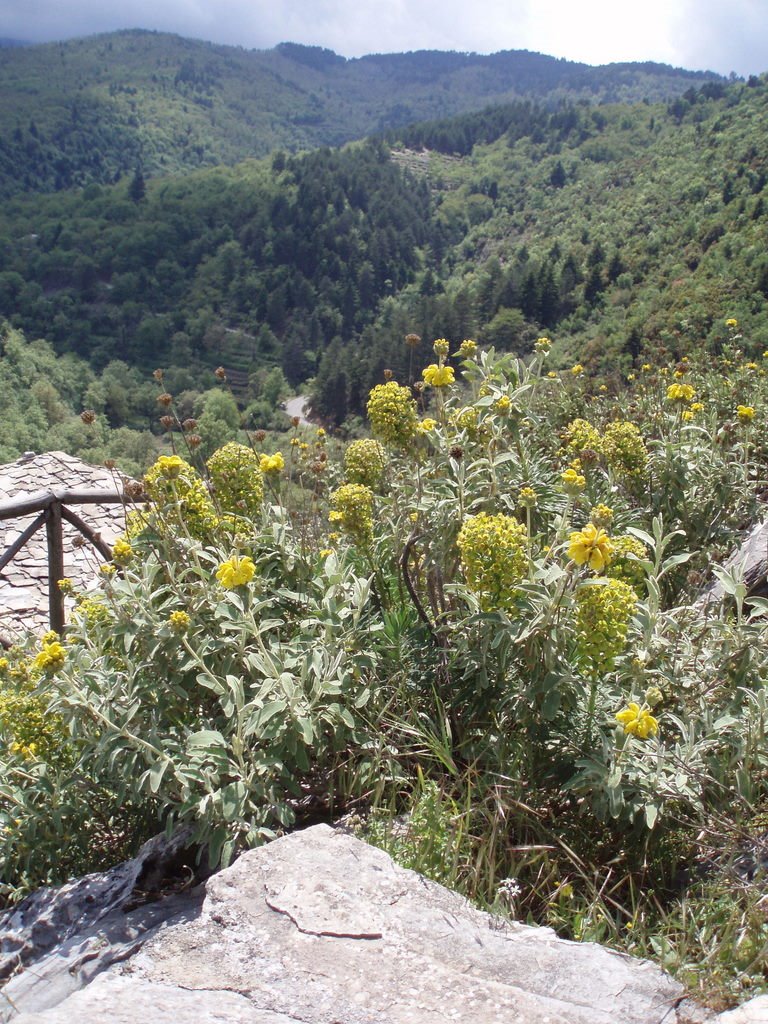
[0,488,145,633]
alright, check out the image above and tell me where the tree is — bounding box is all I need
[129,168,146,204]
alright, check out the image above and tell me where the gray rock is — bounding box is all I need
[4,824,711,1024]
[698,520,768,608]
[0,829,205,1021]
[715,996,768,1023]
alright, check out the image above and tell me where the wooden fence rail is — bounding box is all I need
[0,488,146,634]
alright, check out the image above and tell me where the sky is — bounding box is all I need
[0,0,765,78]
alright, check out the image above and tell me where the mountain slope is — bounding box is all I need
[0,29,722,197]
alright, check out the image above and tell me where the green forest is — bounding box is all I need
[0,29,721,197]
[1,73,768,454]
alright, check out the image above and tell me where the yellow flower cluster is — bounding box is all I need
[367,382,419,447]
[568,523,613,571]
[433,338,450,357]
[418,418,437,432]
[493,395,512,415]
[168,610,191,633]
[571,364,585,376]
[590,504,614,529]
[457,512,528,610]
[457,339,478,358]
[422,364,455,387]
[602,421,648,478]
[453,406,480,439]
[561,467,586,494]
[565,419,646,478]
[344,439,387,490]
[144,455,218,540]
[616,702,659,739]
[329,483,374,547]
[575,578,637,675]
[32,638,66,675]
[111,538,133,566]
[666,383,696,404]
[72,595,111,629]
[518,486,538,508]
[155,454,185,478]
[737,405,755,423]
[259,452,285,474]
[605,534,648,592]
[534,336,551,352]
[564,418,602,455]
[215,555,256,589]
[207,442,264,516]
[0,662,65,761]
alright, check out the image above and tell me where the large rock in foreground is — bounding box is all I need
[1,824,727,1023]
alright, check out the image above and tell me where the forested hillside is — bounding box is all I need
[1,76,768,440]
[0,29,722,198]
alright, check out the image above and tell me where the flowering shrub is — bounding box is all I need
[6,331,768,1006]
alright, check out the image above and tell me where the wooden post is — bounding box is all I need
[46,501,65,634]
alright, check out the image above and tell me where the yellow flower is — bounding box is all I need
[602,421,648,478]
[457,339,477,358]
[616,702,659,739]
[493,395,512,414]
[344,439,387,488]
[367,381,419,447]
[329,483,374,546]
[111,538,133,566]
[576,579,637,674]
[207,442,264,515]
[319,548,334,558]
[690,401,704,413]
[216,556,256,589]
[433,338,450,357]
[33,640,66,675]
[457,512,529,609]
[422,363,455,387]
[156,454,184,478]
[666,383,695,404]
[641,363,652,372]
[547,370,558,379]
[534,336,551,352]
[259,452,285,473]
[737,405,755,423]
[590,504,614,530]
[570,363,584,376]
[168,610,191,633]
[518,486,538,508]
[418,418,438,432]
[561,467,586,494]
[568,523,613,571]
[316,427,326,438]
[725,317,739,329]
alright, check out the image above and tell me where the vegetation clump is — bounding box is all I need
[2,332,768,1010]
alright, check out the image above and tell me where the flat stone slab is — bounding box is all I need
[4,824,715,1024]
